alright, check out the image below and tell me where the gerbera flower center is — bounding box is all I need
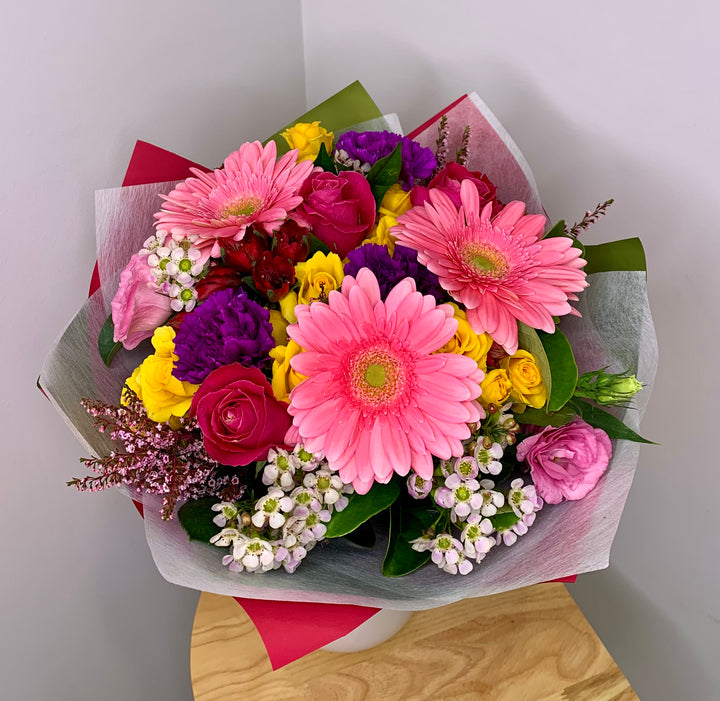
[348,345,410,409]
[460,242,509,278]
[221,196,263,219]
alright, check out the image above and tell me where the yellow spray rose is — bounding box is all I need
[123,326,198,422]
[362,215,398,254]
[268,309,289,346]
[280,121,334,162]
[362,185,413,254]
[500,350,547,409]
[437,304,493,371]
[479,368,513,407]
[269,340,306,403]
[295,251,345,305]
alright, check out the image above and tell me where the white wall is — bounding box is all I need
[0,2,305,699]
[302,2,720,699]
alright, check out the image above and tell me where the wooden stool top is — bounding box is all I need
[191,582,638,701]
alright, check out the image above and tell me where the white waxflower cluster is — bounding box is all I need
[408,446,544,575]
[209,445,353,574]
[140,232,204,312]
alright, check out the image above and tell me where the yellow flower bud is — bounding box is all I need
[500,350,547,409]
[269,340,306,403]
[123,327,198,422]
[362,214,398,255]
[378,183,413,218]
[278,291,298,324]
[295,251,344,305]
[479,369,512,407]
[280,121,334,162]
[437,304,493,371]
[268,309,289,346]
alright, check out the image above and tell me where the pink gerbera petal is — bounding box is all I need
[154,140,313,256]
[286,268,484,493]
[393,179,588,353]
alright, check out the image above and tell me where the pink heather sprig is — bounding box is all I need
[70,389,245,520]
[432,114,450,175]
[455,124,471,166]
[566,198,614,238]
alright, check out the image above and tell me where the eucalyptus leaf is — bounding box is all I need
[570,398,656,444]
[365,143,403,207]
[325,480,401,538]
[98,314,122,367]
[177,497,221,543]
[313,143,337,174]
[382,501,440,577]
[537,328,578,412]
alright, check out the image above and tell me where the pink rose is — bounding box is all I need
[411,162,499,211]
[516,417,612,504]
[190,363,292,466]
[296,170,376,258]
[111,253,173,350]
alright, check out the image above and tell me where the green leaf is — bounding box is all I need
[98,314,122,367]
[306,233,331,257]
[515,405,576,427]
[584,237,646,275]
[544,220,566,238]
[570,398,656,444]
[365,143,403,207]
[266,81,383,156]
[325,480,401,538]
[313,142,337,174]
[517,323,552,400]
[343,520,377,548]
[382,501,440,577]
[537,328,579,412]
[177,497,221,543]
[490,509,521,531]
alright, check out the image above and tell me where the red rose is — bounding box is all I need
[296,171,376,258]
[411,162,500,212]
[190,364,292,466]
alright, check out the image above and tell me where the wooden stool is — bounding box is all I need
[190,582,638,700]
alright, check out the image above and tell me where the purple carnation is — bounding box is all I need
[344,244,445,302]
[173,287,274,384]
[334,131,436,188]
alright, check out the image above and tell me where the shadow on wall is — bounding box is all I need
[569,569,712,701]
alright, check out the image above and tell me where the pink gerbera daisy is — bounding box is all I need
[392,180,588,354]
[154,140,313,258]
[286,268,484,495]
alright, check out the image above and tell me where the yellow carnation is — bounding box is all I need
[295,251,344,305]
[123,326,198,422]
[500,350,547,409]
[269,340,306,403]
[280,121,334,162]
[479,369,512,407]
[437,304,493,371]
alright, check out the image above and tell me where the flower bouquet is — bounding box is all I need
[41,81,656,661]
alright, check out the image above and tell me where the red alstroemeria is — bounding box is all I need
[252,251,296,301]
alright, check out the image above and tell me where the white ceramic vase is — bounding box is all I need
[321,609,413,653]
